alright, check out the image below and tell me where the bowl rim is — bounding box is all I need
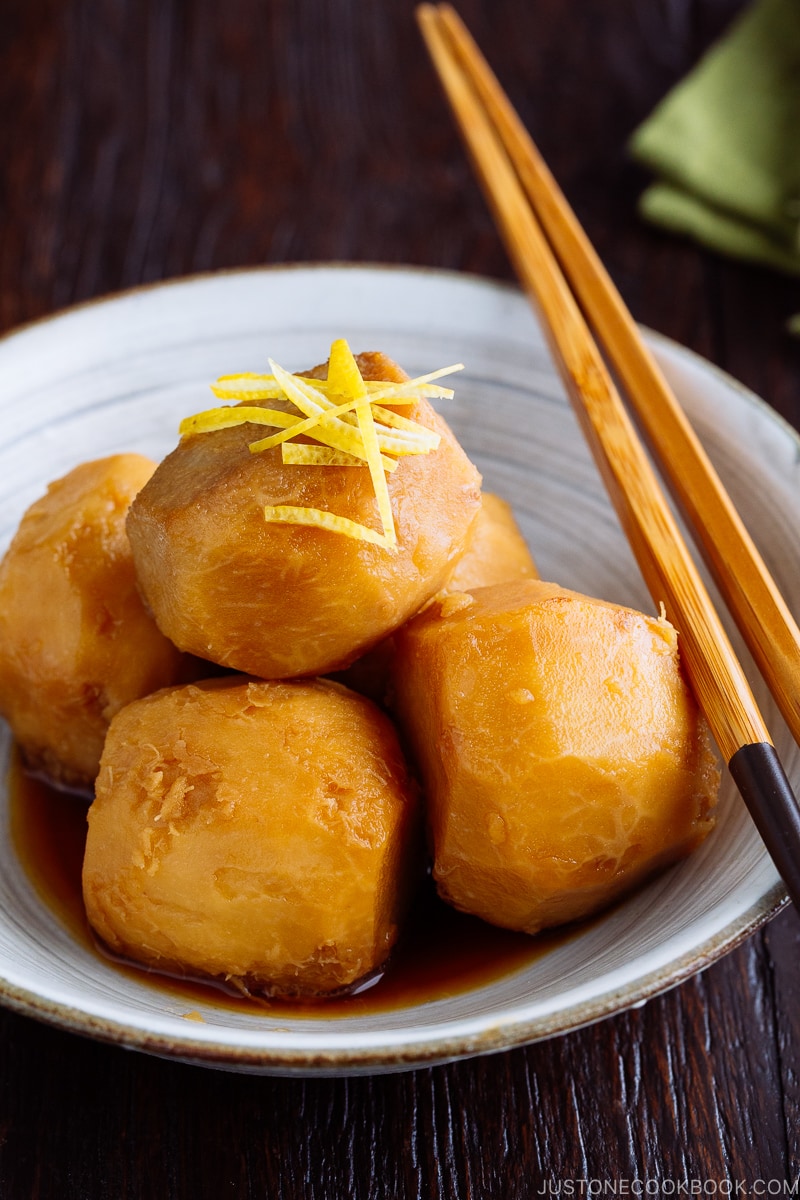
[0,261,793,1074]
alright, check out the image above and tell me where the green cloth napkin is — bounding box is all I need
[628,0,800,277]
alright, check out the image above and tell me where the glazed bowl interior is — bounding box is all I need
[0,265,793,1074]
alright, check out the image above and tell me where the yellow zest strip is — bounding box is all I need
[179,406,302,437]
[263,505,393,549]
[267,361,336,417]
[357,363,464,406]
[245,392,390,451]
[281,443,398,472]
[212,381,451,403]
[212,380,410,404]
[252,431,397,472]
[246,392,439,457]
[215,370,461,387]
[366,427,439,456]
[211,381,285,401]
[182,341,461,551]
[247,362,439,459]
[371,410,441,451]
[181,397,434,461]
[211,368,462,403]
[178,402,434,459]
[370,405,441,446]
[327,339,396,545]
[259,362,382,463]
[368,383,453,399]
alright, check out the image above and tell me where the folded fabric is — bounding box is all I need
[628,0,800,276]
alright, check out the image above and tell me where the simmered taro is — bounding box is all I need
[392,579,720,934]
[0,455,186,789]
[83,676,421,998]
[127,352,482,679]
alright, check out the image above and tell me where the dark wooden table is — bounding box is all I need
[2,1,799,1195]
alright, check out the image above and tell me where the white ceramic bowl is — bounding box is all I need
[0,264,795,1074]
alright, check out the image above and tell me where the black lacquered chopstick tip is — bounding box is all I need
[729,741,800,909]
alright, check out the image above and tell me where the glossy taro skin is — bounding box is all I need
[333,490,539,708]
[0,455,186,789]
[83,675,421,999]
[126,353,482,679]
[446,492,538,592]
[393,579,720,935]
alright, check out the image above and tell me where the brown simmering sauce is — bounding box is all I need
[8,750,569,1018]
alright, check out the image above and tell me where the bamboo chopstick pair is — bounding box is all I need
[417,3,800,910]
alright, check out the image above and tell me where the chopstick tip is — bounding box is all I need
[415,2,458,23]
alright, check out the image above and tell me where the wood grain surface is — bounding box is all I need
[1,1,799,1196]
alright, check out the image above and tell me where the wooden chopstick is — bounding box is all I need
[432,2,800,756]
[417,3,800,909]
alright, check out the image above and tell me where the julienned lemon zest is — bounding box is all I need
[181,403,398,471]
[211,366,459,403]
[179,406,299,436]
[369,404,438,437]
[281,443,398,472]
[263,506,393,548]
[244,385,439,456]
[328,338,396,547]
[180,342,463,549]
[263,360,402,475]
